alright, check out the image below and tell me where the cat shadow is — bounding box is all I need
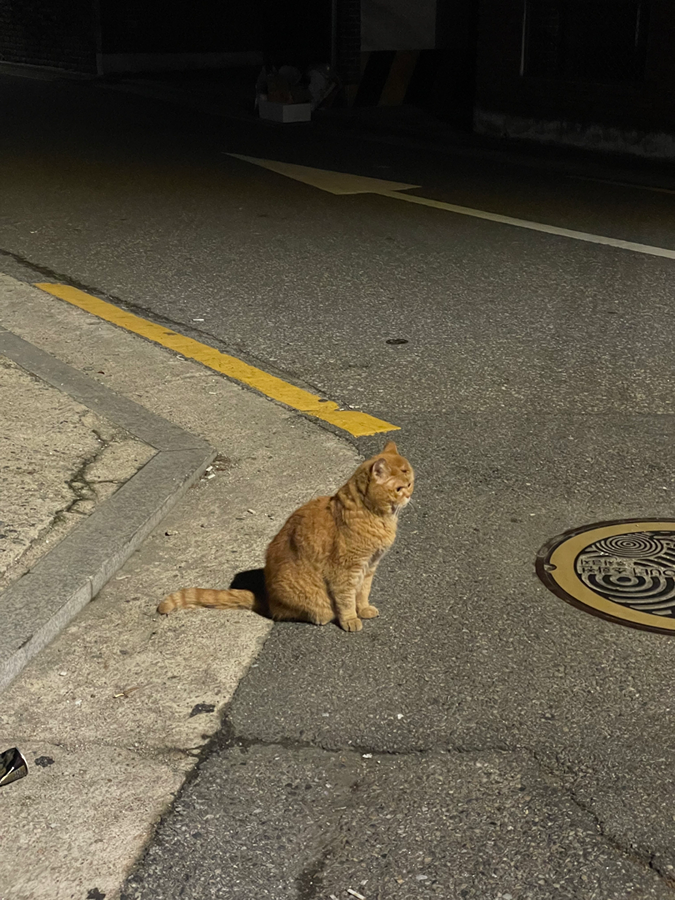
[229,567,266,596]
[227,568,319,627]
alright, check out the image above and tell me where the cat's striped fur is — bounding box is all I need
[158,442,413,632]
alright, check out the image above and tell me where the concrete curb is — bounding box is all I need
[0,325,216,689]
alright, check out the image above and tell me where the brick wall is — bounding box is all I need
[0,0,97,73]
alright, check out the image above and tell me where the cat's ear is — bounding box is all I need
[371,457,390,482]
[383,441,398,454]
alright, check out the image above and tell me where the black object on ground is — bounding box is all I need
[0,747,28,786]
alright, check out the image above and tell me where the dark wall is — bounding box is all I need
[100,0,261,53]
[0,0,97,72]
[0,0,354,80]
[475,0,675,134]
[100,0,339,69]
[337,0,361,83]
[261,0,330,65]
[434,0,480,126]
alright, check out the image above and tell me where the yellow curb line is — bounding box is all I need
[35,283,399,438]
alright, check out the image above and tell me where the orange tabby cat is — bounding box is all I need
[158,441,413,631]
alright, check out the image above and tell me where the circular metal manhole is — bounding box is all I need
[536,520,675,634]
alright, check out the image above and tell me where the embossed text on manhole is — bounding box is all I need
[536,520,675,634]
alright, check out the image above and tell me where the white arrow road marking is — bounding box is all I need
[228,154,419,195]
[229,154,675,260]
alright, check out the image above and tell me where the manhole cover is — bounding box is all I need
[536,520,675,634]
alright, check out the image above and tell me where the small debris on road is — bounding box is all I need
[347,890,366,900]
[113,686,140,699]
[189,703,216,718]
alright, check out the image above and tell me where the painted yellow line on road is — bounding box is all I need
[35,283,399,437]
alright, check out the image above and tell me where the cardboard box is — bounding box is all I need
[258,99,312,123]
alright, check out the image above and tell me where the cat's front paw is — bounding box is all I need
[339,616,363,632]
[358,605,380,619]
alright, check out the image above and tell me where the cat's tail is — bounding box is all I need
[157,587,268,616]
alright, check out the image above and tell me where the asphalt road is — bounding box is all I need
[3,72,675,899]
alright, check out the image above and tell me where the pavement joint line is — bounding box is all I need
[567,174,675,195]
[35,283,400,438]
[0,326,216,690]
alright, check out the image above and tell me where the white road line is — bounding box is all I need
[229,154,675,260]
[384,190,675,260]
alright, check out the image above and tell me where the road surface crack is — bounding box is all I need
[530,750,675,891]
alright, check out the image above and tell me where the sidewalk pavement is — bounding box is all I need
[0,324,212,689]
[0,274,360,900]
[0,353,153,594]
